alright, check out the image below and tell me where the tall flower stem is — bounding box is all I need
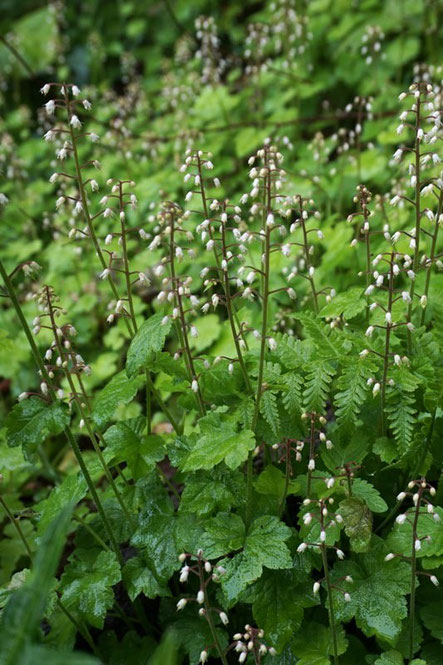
[197,558,229,665]
[380,254,394,436]
[44,287,135,530]
[408,485,423,662]
[0,260,123,565]
[321,542,339,665]
[168,208,205,416]
[63,89,178,434]
[219,217,253,394]
[298,195,319,313]
[406,88,422,352]
[420,189,442,326]
[246,153,272,525]
[196,155,249,353]
[62,84,134,340]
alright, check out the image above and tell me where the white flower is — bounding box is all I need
[70,114,82,129]
[415,539,421,551]
[308,458,315,471]
[384,553,395,561]
[313,582,320,594]
[45,100,55,115]
[71,85,81,96]
[297,542,308,553]
[266,213,275,227]
[220,612,229,625]
[83,99,92,110]
[179,566,190,583]
[365,326,374,337]
[176,599,187,611]
[344,593,351,603]
[18,392,28,401]
[430,576,439,587]
[40,84,51,95]
[191,379,199,393]
[336,549,345,560]
[268,337,277,351]
[197,590,205,604]
[320,529,326,542]
[395,514,407,525]
[100,268,111,279]
[199,650,208,664]
[89,133,100,142]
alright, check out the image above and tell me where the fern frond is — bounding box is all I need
[385,389,416,453]
[282,372,303,417]
[334,359,369,431]
[260,390,281,436]
[303,360,335,414]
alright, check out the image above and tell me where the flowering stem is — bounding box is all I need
[169,210,205,416]
[299,195,319,313]
[420,189,442,326]
[407,91,422,352]
[409,485,423,662]
[321,542,339,665]
[306,415,316,498]
[63,84,134,340]
[0,260,123,564]
[44,288,135,531]
[196,156,249,355]
[220,218,253,393]
[246,161,272,525]
[197,560,228,665]
[65,90,179,434]
[380,254,394,436]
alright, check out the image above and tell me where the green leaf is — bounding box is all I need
[291,622,348,664]
[126,313,171,377]
[60,551,121,629]
[260,391,280,435]
[104,417,165,479]
[174,616,228,665]
[303,360,336,413]
[252,571,304,651]
[334,359,370,432]
[351,479,388,513]
[420,601,443,643]
[122,556,170,601]
[35,473,87,535]
[179,468,245,517]
[0,506,74,665]
[131,477,180,581]
[319,288,366,319]
[254,465,300,498]
[330,538,410,644]
[294,312,340,359]
[5,398,70,458]
[385,390,416,453]
[220,515,292,602]
[281,372,303,417]
[200,512,245,557]
[387,508,443,558]
[181,412,255,471]
[339,497,373,552]
[92,371,145,429]
[374,651,404,665]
